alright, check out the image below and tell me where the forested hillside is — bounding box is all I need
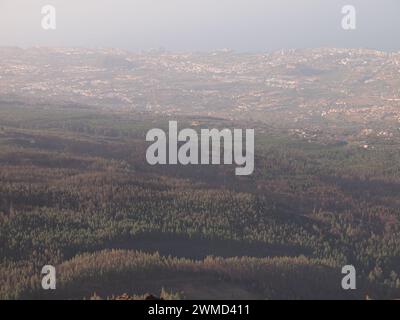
[1,103,400,299]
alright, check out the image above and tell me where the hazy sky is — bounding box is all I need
[0,0,399,52]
